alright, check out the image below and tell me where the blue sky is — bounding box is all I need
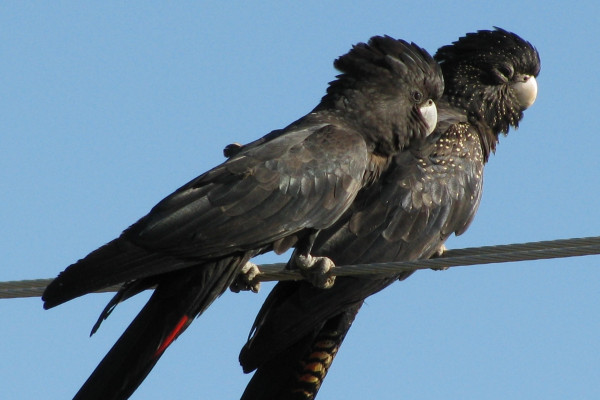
[2,2,599,399]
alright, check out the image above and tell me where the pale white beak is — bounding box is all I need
[513,75,538,109]
[419,99,438,135]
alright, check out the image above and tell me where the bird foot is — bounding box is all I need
[430,244,449,271]
[291,253,336,289]
[230,262,261,293]
[223,142,243,158]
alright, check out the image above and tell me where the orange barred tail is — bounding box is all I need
[290,330,342,399]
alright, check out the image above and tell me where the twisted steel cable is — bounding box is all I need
[2,236,599,299]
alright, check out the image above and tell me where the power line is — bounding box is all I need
[1,235,599,300]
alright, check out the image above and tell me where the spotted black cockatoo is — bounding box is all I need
[239,28,540,400]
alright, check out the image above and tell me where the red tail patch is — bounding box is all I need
[154,315,190,357]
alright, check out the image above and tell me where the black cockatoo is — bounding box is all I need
[239,28,540,400]
[41,36,443,400]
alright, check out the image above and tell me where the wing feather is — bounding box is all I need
[123,124,370,260]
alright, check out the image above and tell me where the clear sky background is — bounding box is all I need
[2,2,599,399]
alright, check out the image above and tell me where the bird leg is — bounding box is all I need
[430,244,449,271]
[288,230,336,289]
[230,262,261,293]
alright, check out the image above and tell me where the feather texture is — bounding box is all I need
[42,36,444,400]
[239,28,541,400]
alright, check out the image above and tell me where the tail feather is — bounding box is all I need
[241,303,361,400]
[72,256,246,400]
[90,279,156,336]
[240,277,395,372]
[42,237,196,309]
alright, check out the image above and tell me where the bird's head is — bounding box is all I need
[435,28,540,136]
[323,36,444,155]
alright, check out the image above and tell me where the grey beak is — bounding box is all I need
[419,99,438,135]
[513,75,538,110]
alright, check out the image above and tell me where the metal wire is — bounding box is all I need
[2,235,599,299]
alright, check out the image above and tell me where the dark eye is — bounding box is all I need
[494,63,514,82]
[411,91,423,103]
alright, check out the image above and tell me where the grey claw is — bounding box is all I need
[230,262,261,293]
[292,254,336,289]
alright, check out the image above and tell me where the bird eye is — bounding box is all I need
[411,91,423,103]
[493,63,514,82]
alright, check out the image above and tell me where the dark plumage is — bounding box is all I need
[41,36,443,400]
[239,28,540,400]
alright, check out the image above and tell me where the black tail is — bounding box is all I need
[72,256,246,400]
[240,276,397,373]
[42,237,196,309]
[239,273,405,400]
[241,303,362,400]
